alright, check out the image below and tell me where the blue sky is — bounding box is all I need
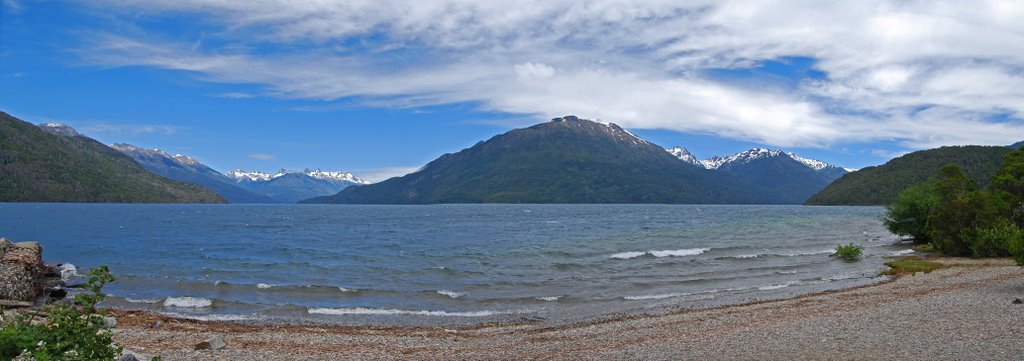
[3,1,1023,181]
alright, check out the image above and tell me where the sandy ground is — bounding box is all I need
[110,258,1024,360]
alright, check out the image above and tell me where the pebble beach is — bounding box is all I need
[109,257,1024,360]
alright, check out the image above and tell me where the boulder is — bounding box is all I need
[0,241,44,301]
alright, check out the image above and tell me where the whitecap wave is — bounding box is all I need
[609,251,646,259]
[256,283,274,289]
[610,248,709,259]
[733,254,760,259]
[163,296,213,308]
[338,287,357,292]
[624,292,693,300]
[890,249,915,256]
[758,283,793,291]
[535,296,560,302]
[437,290,465,298]
[649,248,710,257]
[307,307,500,317]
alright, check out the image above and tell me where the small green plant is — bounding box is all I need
[0,265,123,360]
[833,243,863,261]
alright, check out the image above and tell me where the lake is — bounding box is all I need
[0,204,906,326]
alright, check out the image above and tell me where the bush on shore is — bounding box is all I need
[0,266,122,360]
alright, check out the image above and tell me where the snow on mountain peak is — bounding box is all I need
[228,169,274,182]
[305,168,371,184]
[228,168,370,184]
[667,146,843,173]
[698,148,785,169]
[787,152,831,171]
[667,146,701,165]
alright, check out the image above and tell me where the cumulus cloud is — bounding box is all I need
[75,0,1024,149]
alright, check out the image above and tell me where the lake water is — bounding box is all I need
[0,204,906,326]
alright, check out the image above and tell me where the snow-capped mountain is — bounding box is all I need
[667,146,847,176]
[666,146,849,203]
[227,168,369,203]
[227,168,369,185]
[110,143,277,204]
[667,146,701,166]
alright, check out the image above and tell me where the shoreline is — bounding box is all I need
[109,257,1024,360]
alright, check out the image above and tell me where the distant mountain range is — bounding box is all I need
[305,116,845,204]
[111,144,278,203]
[806,145,1019,205]
[666,147,848,204]
[226,168,369,203]
[111,143,368,203]
[0,112,224,203]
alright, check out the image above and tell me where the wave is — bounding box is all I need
[732,254,760,259]
[609,251,647,259]
[780,249,834,257]
[757,282,795,291]
[307,307,501,317]
[535,296,560,302]
[890,249,915,256]
[436,290,465,299]
[338,287,357,292]
[257,283,274,289]
[163,296,213,308]
[610,248,710,259]
[623,287,741,301]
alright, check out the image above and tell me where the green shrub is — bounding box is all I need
[0,265,123,360]
[965,220,1019,257]
[833,243,863,261]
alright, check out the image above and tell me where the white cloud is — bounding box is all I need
[75,0,1024,149]
[247,153,276,161]
[80,122,181,136]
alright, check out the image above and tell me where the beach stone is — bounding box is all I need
[103,316,118,329]
[195,335,226,350]
[46,287,67,299]
[116,353,139,361]
[1013,298,1022,304]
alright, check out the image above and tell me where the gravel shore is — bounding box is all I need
[111,258,1024,360]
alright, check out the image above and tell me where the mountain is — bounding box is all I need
[111,144,278,204]
[1011,141,1024,149]
[805,145,1014,205]
[228,168,369,203]
[304,116,761,204]
[0,112,224,203]
[669,147,848,204]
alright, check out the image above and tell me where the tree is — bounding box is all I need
[990,148,1024,227]
[883,182,937,243]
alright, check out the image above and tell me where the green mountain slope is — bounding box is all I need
[304,116,761,204]
[0,112,225,203]
[805,146,1013,205]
